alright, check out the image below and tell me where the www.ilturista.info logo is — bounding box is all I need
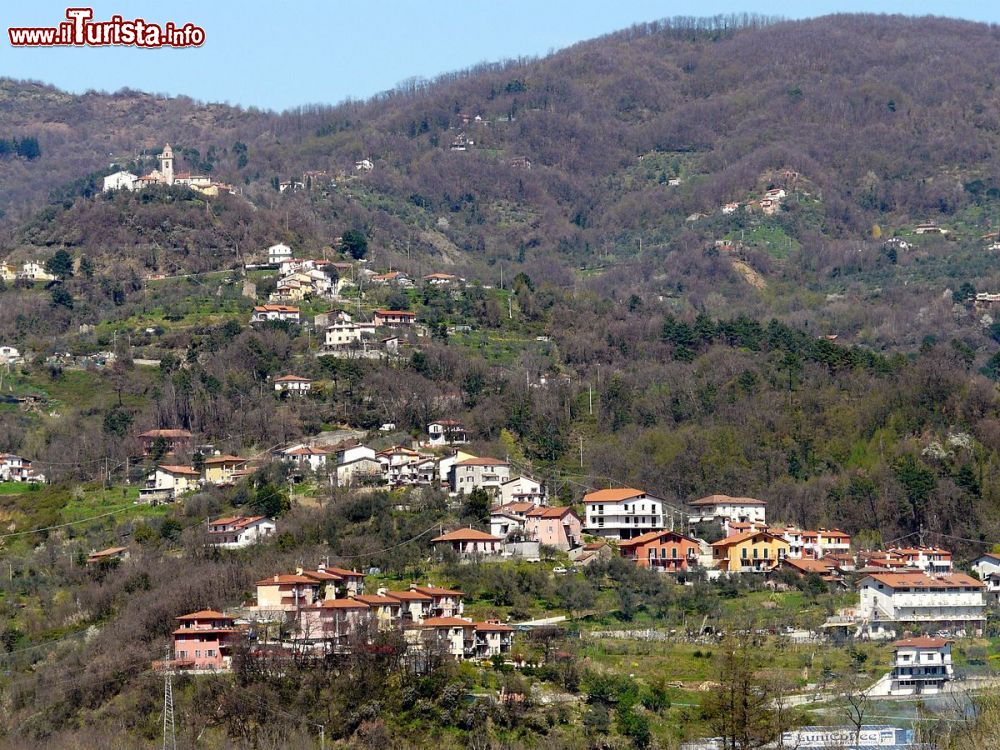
[9,7,205,48]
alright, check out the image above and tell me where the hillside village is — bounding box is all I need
[10,13,1000,749]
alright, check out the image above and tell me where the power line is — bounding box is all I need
[0,504,137,540]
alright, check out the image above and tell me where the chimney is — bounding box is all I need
[377,586,387,596]
[295,566,304,576]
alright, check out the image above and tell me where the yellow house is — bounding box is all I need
[202,455,247,485]
[711,530,790,573]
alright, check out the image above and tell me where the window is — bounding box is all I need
[206,649,215,657]
[195,650,201,658]
[672,547,678,558]
[764,548,769,559]
[742,548,748,559]
[753,548,759,559]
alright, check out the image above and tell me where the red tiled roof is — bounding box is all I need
[618,530,698,548]
[861,572,983,589]
[421,617,475,628]
[323,566,364,578]
[411,585,464,597]
[203,455,247,465]
[256,574,317,586]
[710,530,785,547]
[385,590,433,601]
[351,595,401,606]
[525,506,578,520]
[475,622,514,632]
[583,488,645,503]
[176,610,229,620]
[893,637,952,648]
[432,528,502,543]
[313,598,369,609]
[374,309,416,316]
[208,516,267,529]
[253,304,299,313]
[157,464,200,476]
[274,375,311,382]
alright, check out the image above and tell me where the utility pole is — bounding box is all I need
[162,645,177,750]
[588,385,593,415]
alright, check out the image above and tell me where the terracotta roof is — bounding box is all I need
[893,637,952,648]
[176,610,229,620]
[313,598,369,609]
[618,530,698,548]
[374,309,416,316]
[157,464,201,476]
[299,569,343,582]
[87,546,128,559]
[710,530,785,547]
[285,446,328,456]
[783,558,837,574]
[274,375,311,382]
[432,528,502,543]
[323,566,365,578]
[525,506,578,520]
[256,574,317,586]
[385,590,433,601]
[456,456,509,466]
[208,515,267,529]
[690,494,766,506]
[582,488,645,503]
[351,595,401,606]
[861,572,983,589]
[475,622,514,632]
[421,617,475,628]
[253,304,299,313]
[411,585,464,597]
[203,455,247,465]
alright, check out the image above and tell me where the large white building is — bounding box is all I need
[583,488,669,540]
[688,494,766,527]
[206,516,277,549]
[102,170,138,192]
[857,571,985,636]
[972,553,1000,601]
[888,637,954,696]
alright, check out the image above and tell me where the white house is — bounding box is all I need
[355,159,374,172]
[449,457,511,495]
[583,488,669,540]
[282,446,328,472]
[251,305,300,324]
[20,262,57,282]
[140,464,201,501]
[888,638,954,696]
[432,528,503,557]
[688,494,766,527]
[490,509,527,540]
[274,375,312,395]
[886,546,953,574]
[325,322,365,348]
[499,476,546,506]
[427,420,468,446]
[0,346,21,365]
[267,243,293,265]
[971,553,1000,600]
[0,453,41,482]
[857,572,985,636]
[206,516,276,549]
[102,170,138,192]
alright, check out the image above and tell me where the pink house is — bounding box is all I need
[297,599,370,649]
[172,610,241,671]
[524,506,582,551]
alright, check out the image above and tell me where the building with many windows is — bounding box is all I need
[857,572,985,635]
[582,488,668,540]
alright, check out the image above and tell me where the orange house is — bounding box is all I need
[618,530,701,572]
